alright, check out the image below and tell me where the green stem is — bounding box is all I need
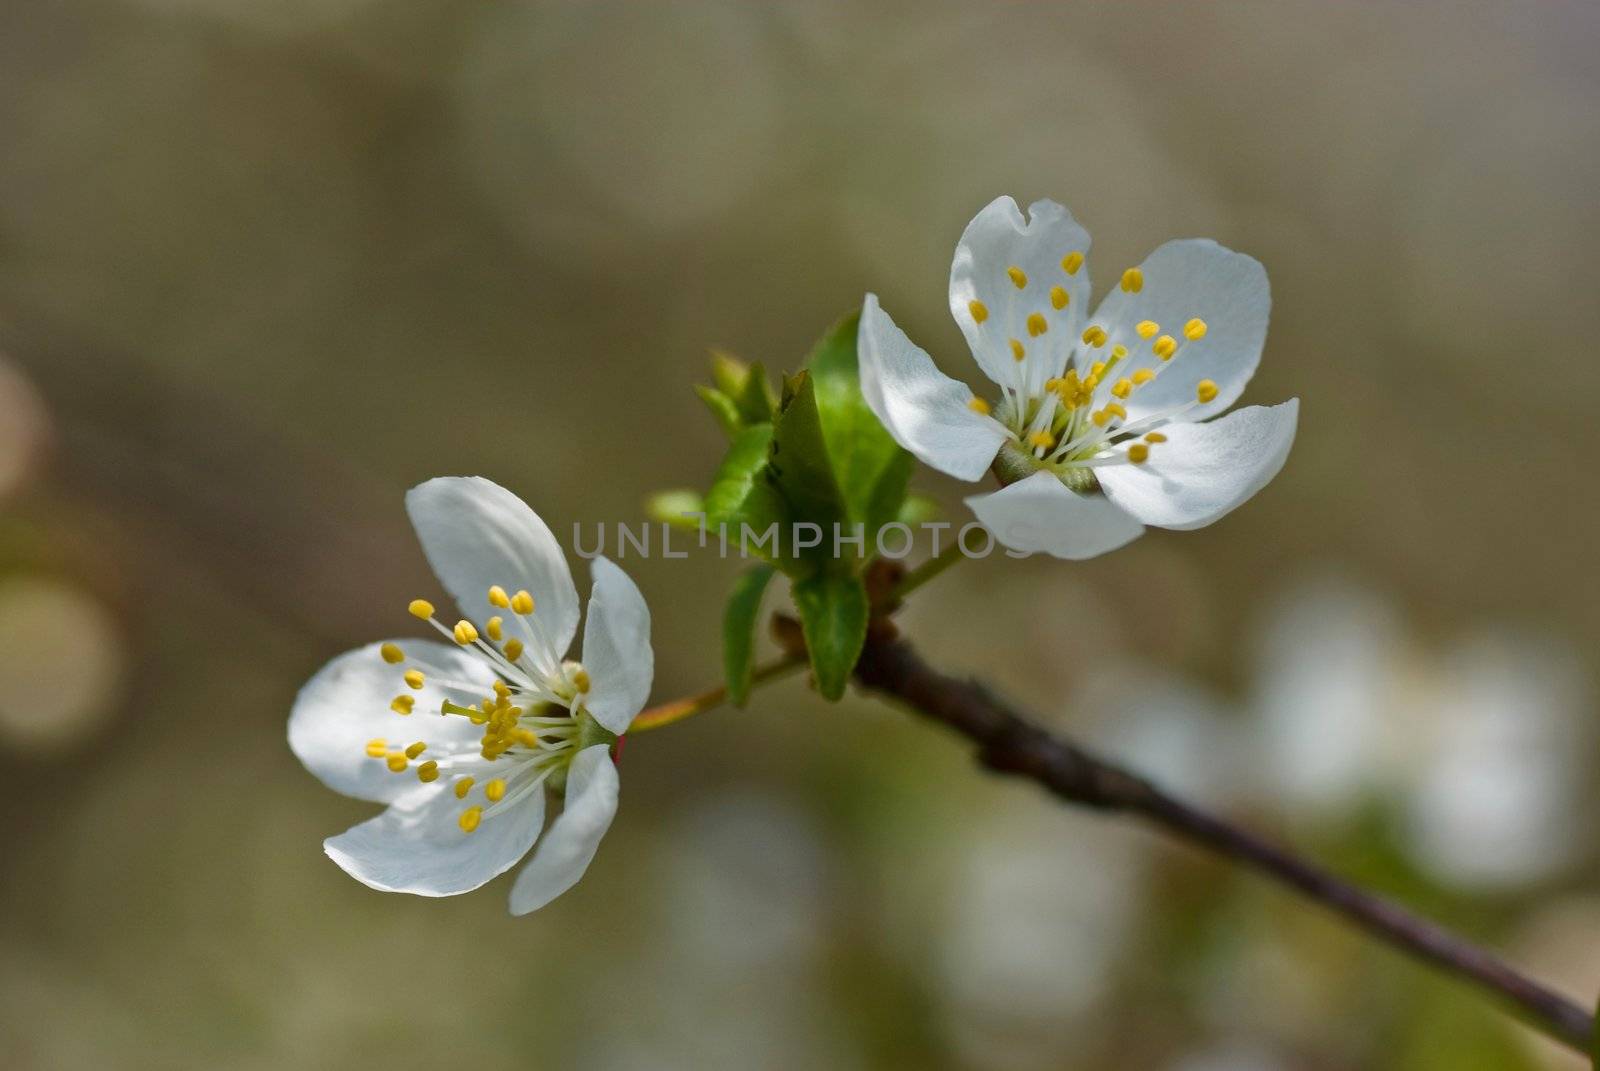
[628,656,804,734]
[888,540,966,603]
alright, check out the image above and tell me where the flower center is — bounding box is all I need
[362,585,602,834]
[967,261,1220,487]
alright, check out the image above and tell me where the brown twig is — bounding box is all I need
[772,617,1595,1053]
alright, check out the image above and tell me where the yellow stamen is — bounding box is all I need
[1132,369,1156,385]
[1026,431,1054,449]
[1006,265,1028,289]
[503,638,525,662]
[1144,431,1168,443]
[454,777,475,800]
[968,299,989,324]
[459,806,482,833]
[1090,361,1106,378]
[1153,335,1178,360]
[1061,251,1084,275]
[390,695,415,715]
[379,642,404,664]
[967,397,991,415]
[1026,312,1048,337]
[1009,338,1025,362]
[511,590,535,615]
[1111,378,1132,399]
[1049,285,1069,310]
[1196,379,1219,403]
[1127,443,1150,464]
[408,599,435,620]
[1104,402,1127,420]
[405,741,426,760]
[486,616,504,642]
[403,669,425,690]
[386,753,408,773]
[485,778,507,803]
[417,760,439,783]
[1183,318,1208,340]
[1120,267,1144,293]
[493,680,511,698]
[1092,409,1111,428]
[1081,325,1107,347]
[572,668,592,694]
[488,585,511,609]
[1136,320,1159,339]
[453,620,479,645]
[365,739,387,758]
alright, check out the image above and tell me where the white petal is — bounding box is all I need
[859,294,1009,481]
[508,744,619,915]
[965,471,1143,560]
[406,476,580,656]
[289,640,494,804]
[949,196,1094,395]
[324,777,546,897]
[579,556,654,735]
[1098,400,1299,530]
[1084,239,1269,423]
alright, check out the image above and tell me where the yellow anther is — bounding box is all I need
[1153,335,1178,360]
[390,695,415,715]
[493,680,511,698]
[486,616,504,642]
[572,668,592,694]
[1091,409,1111,428]
[1081,375,1100,392]
[1090,361,1106,378]
[1111,378,1132,399]
[485,778,507,803]
[453,620,479,645]
[459,806,482,833]
[1104,402,1127,420]
[1120,267,1144,293]
[503,638,525,662]
[1061,251,1084,275]
[1136,320,1159,339]
[1144,431,1168,443]
[403,669,425,690]
[1111,344,1129,360]
[1196,379,1219,403]
[1009,338,1025,362]
[510,590,535,615]
[1026,312,1049,337]
[1006,265,1028,289]
[1081,325,1108,347]
[1049,285,1069,310]
[454,777,475,800]
[967,397,991,415]
[386,753,408,773]
[968,299,989,324]
[379,642,405,665]
[404,741,427,760]
[1127,443,1151,464]
[408,599,435,620]
[1183,318,1208,340]
[514,728,540,748]
[417,760,439,783]
[365,739,387,758]
[1133,369,1156,385]
[488,585,511,609]
[1026,431,1054,449]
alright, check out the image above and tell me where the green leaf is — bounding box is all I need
[733,360,776,425]
[768,369,850,554]
[804,309,914,536]
[722,564,776,706]
[709,349,749,397]
[645,489,705,529]
[695,385,743,438]
[703,423,788,565]
[791,571,869,701]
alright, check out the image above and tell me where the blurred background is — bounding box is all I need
[2,1,1599,1068]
